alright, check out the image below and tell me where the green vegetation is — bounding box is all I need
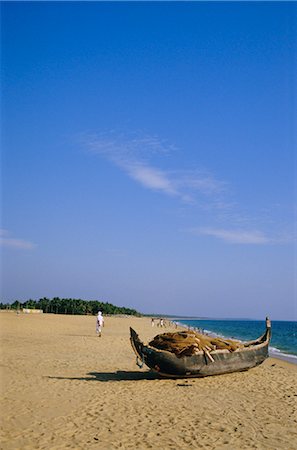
[0,297,141,316]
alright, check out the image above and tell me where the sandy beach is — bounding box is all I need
[1,312,296,450]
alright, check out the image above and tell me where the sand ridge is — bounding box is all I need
[1,312,297,449]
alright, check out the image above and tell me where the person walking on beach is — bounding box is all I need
[96,311,104,337]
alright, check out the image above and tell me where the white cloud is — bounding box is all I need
[81,131,291,246]
[0,229,36,250]
[124,162,178,196]
[82,131,225,203]
[175,171,226,195]
[192,227,271,244]
[84,131,176,161]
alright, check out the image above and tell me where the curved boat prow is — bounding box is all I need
[265,316,272,340]
[130,327,144,358]
[254,317,271,344]
[130,327,149,368]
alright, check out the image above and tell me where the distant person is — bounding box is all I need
[160,318,164,328]
[151,318,155,327]
[96,311,104,337]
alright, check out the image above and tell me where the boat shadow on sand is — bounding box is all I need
[47,371,163,382]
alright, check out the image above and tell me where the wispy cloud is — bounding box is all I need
[85,131,176,160]
[119,160,226,203]
[190,227,271,244]
[82,131,225,204]
[80,131,291,246]
[0,229,36,250]
[123,162,178,196]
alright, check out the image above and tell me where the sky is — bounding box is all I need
[1,1,296,320]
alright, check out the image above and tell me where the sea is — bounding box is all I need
[176,318,297,364]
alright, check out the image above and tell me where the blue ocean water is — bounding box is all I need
[177,319,297,363]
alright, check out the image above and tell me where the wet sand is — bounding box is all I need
[1,312,297,449]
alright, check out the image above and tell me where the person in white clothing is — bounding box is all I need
[96,311,104,337]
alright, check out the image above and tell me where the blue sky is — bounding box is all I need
[1,2,296,320]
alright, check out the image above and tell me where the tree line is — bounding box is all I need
[0,297,141,316]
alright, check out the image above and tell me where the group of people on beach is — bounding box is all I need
[151,318,177,328]
[151,318,165,327]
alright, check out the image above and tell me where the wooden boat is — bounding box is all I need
[130,318,271,378]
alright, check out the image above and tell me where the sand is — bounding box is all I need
[1,312,297,450]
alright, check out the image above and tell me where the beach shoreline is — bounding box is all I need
[1,312,297,449]
[268,351,297,366]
